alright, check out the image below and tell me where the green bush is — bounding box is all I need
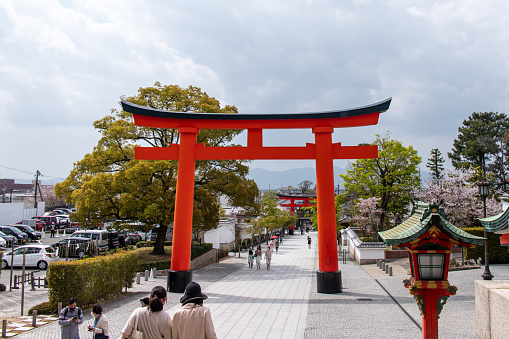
[463,227,509,264]
[28,301,55,315]
[47,251,138,309]
[191,243,213,259]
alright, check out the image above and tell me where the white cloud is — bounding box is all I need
[1,0,509,180]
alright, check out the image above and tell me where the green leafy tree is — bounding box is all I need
[55,83,258,255]
[426,148,445,182]
[339,132,421,234]
[448,112,509,188]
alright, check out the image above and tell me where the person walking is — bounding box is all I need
[247,246,254,268]
[50,223,55,238]
[307,236,311,249]
[87,304,108,339]
[265,246,272,270]
[58,297,83,339]
[255,245,262,270]
[121,286,172,339]
[275,240,279,254]
[269,239,275,253]
[172,281,217,339]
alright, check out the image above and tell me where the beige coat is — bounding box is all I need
[122,307,172,339]
[92,313,109,337]
[172,303,217,339]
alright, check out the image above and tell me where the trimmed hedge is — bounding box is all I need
[191,243,213,259]
[463,227,509,264]
[47,251,138,309]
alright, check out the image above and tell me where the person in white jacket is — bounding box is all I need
[88,304,108,339]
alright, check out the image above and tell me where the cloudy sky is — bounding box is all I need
[1,0,508,184]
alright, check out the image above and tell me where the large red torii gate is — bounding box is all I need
[121,97,391,293]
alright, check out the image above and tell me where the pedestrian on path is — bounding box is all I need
[275,239,279,253]
[255,245,262,270]
[50,223,55,238]
[172,281,217,339]
[121,285,172,339]
[269,239,275,253]
[247,246,254,268]
[87,304,109,339]
[307,236,311,249]
[265,246,272,270]
[58,297,84,339]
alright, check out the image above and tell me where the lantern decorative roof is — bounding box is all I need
[479,207,509,233]
[379,202,485,248]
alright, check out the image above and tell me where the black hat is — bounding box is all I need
[180,282,208,304]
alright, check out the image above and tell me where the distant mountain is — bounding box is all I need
[247,167,347,190]
[248,166,431,190]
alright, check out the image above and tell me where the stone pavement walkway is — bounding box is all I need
[9,232,509,338]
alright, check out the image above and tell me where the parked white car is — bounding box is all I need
[1,244,58,270]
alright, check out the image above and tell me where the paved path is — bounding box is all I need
[6,232,509,338]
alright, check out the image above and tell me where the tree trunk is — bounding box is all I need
[151,224,168,255]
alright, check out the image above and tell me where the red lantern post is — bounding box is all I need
[380,203,485,339]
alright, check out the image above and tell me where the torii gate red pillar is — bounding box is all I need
[314,127,340,291]
[121,97,391,293]
[168,128,198,286]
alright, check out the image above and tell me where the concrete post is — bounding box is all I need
[136,273,141,284]
[389,266,393,276]
[144,270,149,281]
[32,310,37,327]
[57,302,62,315]
[382,262,386,271]
[2,319,6,338]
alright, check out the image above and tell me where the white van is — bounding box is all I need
[69,230,109,252]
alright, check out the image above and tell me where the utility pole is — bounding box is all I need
[34,170,41,208]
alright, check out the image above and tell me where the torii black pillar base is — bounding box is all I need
[317,270,342,293]
[168,269,192,293]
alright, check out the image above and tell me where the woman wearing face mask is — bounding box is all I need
[87,304,108,339]
[121,285,172,339]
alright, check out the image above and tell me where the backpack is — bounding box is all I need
[63,306,82,318]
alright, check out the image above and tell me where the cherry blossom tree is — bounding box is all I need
[351,197,382,237]
[25,184,66,211]
[415,168,502,228]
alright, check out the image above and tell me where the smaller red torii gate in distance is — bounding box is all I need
[121,97,391,294]
[278,194,316,234]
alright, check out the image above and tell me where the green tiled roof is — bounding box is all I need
[479,208,509,233]
[379,202,485,246]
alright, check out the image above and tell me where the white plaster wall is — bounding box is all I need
[204,222,235,249]
[0,201,44,224]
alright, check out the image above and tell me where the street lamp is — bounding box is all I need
[477,181,493,280]
[379,202,486,339]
